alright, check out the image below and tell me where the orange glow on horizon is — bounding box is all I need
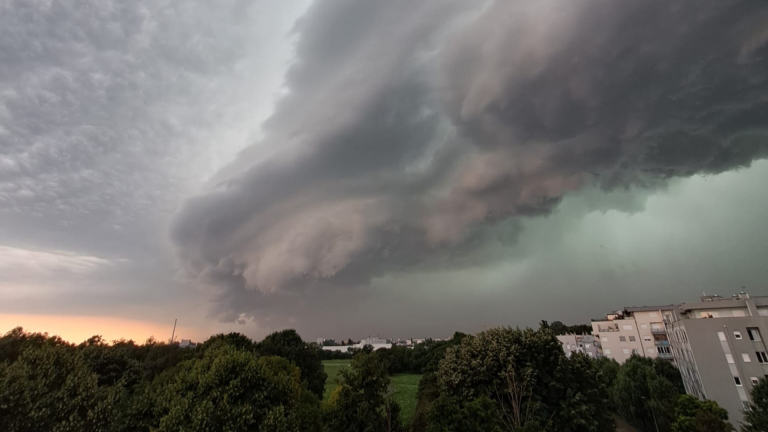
[0,314,205,345]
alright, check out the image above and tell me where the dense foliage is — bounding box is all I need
[322,351,405,432]
[0,327,323,432]
[1,325,746,432]
[744,378,768,432]
[541,320,593,336]
[433,326,614,432]
[670,395,733,432]
[256,329,327,398]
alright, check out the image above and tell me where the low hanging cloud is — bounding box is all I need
[171,0,768,323]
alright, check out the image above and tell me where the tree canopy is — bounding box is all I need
[744,377,768,432]
[256,329,327,398]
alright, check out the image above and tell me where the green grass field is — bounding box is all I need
[322,359,352,401]
[389,374,421,422]
[322,360,421,423]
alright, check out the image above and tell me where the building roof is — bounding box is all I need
[624,305,678,312]
[678,296,768,312]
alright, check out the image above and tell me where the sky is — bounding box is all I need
[1,0,768,344]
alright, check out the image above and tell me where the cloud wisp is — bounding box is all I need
[171,0,768,325]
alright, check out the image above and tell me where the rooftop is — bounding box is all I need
[624,305,677,312]
[679,295,768,312]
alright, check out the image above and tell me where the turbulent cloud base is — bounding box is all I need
[171,0,768,325]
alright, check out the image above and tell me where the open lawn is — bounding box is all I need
[322,360,421,423]
[322,360,352,401]
[389,374,421,423]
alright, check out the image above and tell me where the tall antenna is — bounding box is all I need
[170,318,177,344]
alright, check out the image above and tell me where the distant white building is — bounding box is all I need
[179,339,197,349]
[321,337,392,352]
[557,334,602,358]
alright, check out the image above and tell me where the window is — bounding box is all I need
[585,344,591,348]
[623,324,633,331]
[726,354,734,364]
[748,328,762,341]
[623,348,630,354]
[756,352,768,363]
[619,336,626,342]
[733,310,746,317]
[647,348,654,353]
[604,349,611,355]
[718,332,727,341]
[735,331,743,340]
[759,309,768,317]
[743,353,752,363]
[629,336,636,341]
[644,336,652,342]
[735,377,742,386]
[641,324,648,329]
[602,337,608,342]
[752,377,760,385]
[632,349,639,355]
[650,312,658,318]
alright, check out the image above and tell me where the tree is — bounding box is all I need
[151,349,304,432]
[425,395,504,432]
[78,335,142,388]
[550,321,568,336]
[558,352,615,432]
[653,357,684,394]
[256,329,327,398]
[323,351,404,432]
[197,332,255,354]
[744,378,768,432]
[0,345,114,432]
[0,327,72,364]
[670,395,733,432]
[594,357,620,392]
[613,356,680,431]
[437,326,612,432]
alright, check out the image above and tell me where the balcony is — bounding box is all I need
[597,326,619,333]
[655,340,670,346]
[651,328,666,334]
[657,352,674,359]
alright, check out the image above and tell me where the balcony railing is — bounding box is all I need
[597,327,619,332]
[651,328,666,334]
[655,340,669,346]
[657,352,674,358]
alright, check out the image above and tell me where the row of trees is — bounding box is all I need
[600,354,734,432]
[2,325,767,431]
[541,320,593,336]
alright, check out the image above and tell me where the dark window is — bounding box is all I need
[756,352,768,363]
[735,377,742,386]
[619,336,626,342]
[629,336,636,341]
[748,328,762,341]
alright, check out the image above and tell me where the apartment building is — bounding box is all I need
[666,292,768,426]
[557,334,602,358]
[592,305,675,364]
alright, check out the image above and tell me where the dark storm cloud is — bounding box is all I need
[172,0,768,325]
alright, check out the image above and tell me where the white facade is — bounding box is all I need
[557,334,602,358]
[592,306,674,364]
